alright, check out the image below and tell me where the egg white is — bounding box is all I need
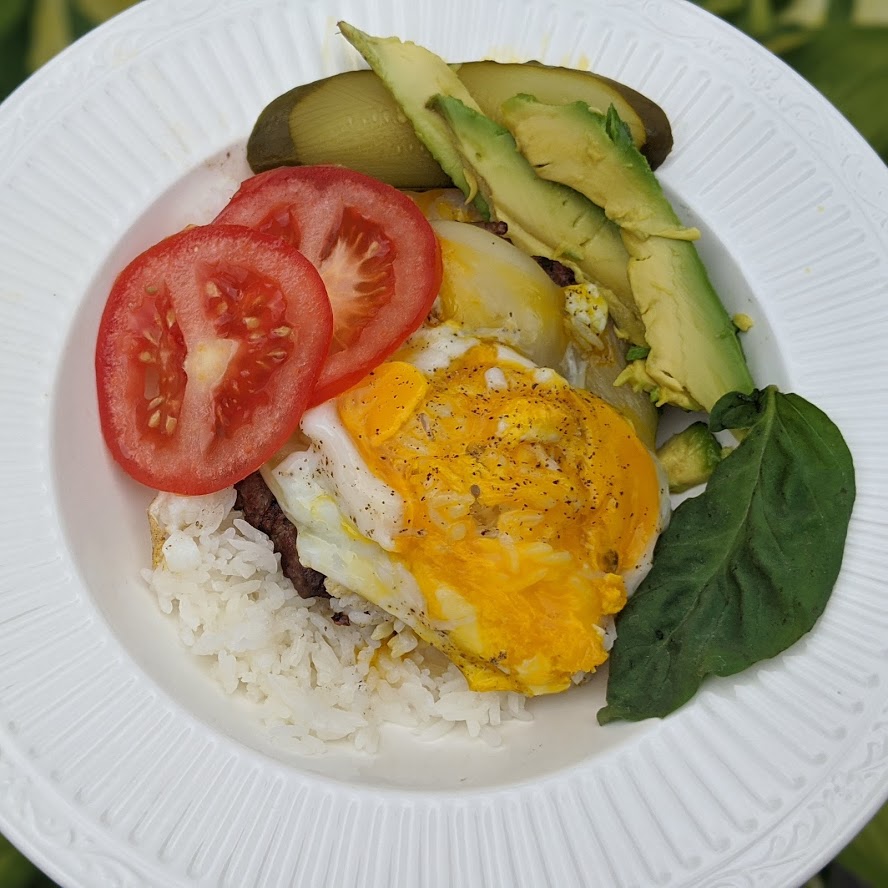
[266,326,669,665]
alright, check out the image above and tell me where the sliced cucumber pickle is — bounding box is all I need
[247,62,673,184]
[247,71,451,186]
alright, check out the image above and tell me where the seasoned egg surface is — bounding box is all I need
[427,218,658,448]
[269,326,667,696]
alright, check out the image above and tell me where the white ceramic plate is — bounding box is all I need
[1,1,887,885]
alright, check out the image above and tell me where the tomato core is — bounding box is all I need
[214,166,443,404]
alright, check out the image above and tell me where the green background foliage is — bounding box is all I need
[0,0,884,885]
[698,0,888,163]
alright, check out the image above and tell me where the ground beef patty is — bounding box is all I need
[534,256,576,287]
[234,472,328,599]
[471,220,576,286]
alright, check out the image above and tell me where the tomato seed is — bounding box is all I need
[148,411,161,429]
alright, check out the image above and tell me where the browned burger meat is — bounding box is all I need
[234,472,328,599]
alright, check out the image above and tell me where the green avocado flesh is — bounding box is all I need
[430,94,646,345]
[500,94,694,240]
[656,422,723,493]
[455,61,672,169]
[338,21,487,214]
[502,96,754,411]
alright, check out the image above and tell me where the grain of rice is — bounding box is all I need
[143,490,532,752]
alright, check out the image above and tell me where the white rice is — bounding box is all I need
[142,490,531,754]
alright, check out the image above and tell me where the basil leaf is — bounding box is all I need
[598,386,855,724]
[707,386,765,430]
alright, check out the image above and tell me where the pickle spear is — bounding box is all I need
[248,62,673,186]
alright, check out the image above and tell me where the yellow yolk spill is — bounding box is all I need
[337,344,662,695]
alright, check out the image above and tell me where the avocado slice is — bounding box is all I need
[656,422,723,493]
[429,94,646,345]
[502,96,754,411]
[623,232,753,411]
[338,21,489,217]
[500,94,695,241]
[456,61,672,170]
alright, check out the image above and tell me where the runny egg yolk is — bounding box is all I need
[337,343,662,696]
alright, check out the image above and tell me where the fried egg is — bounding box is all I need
[267,324,668,696]
[430,218,660,448]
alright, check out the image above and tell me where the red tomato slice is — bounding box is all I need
[96,225,333,495]
[214,165,443,404]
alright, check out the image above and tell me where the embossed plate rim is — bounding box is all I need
[0,0,887,886]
